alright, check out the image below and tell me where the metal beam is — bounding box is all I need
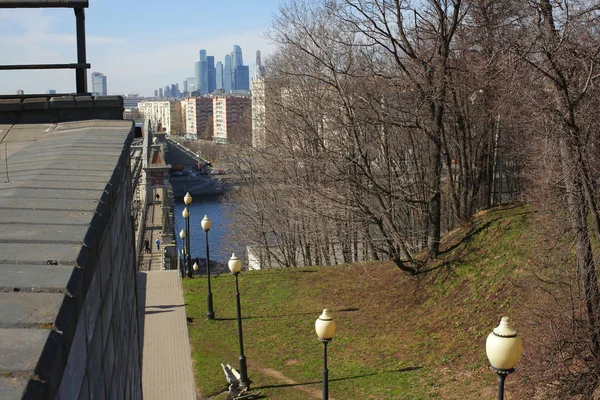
[0,63,90,70]
[0,0,88,8]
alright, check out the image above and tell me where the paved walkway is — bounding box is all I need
[138,199,196,400]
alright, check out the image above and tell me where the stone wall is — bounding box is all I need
[0,95,124,124]
[0,120,142,400]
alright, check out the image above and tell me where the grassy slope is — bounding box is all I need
[183,203,534,399]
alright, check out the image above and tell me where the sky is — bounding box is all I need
[0,0,282,97]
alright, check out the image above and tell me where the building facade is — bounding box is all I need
[212,94,251,144]
[138,100,182,134]
[181,97,213,139]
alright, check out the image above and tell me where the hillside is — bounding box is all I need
[183,202,569,399]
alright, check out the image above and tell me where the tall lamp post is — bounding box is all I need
[183,192,192,278]
[228,253,249,389]
[315,309,336,400]
[179,229,186,278]
[486,317,522,400]
[202,215,214,320]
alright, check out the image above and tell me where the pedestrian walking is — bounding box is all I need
[144,239,150,253]
[155,192,160,202]
[155,238,161,251]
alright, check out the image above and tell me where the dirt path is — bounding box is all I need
[204,362,333,400]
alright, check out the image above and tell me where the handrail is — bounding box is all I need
[0,0,88,8]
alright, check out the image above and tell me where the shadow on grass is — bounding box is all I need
[214,307,360,322]
[252,367,422,390]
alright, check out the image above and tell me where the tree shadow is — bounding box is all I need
[145,309,174,315]
[253,367,422,390]
[215,307,360,322]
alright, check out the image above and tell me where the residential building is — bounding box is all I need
[91,71,107,96]
[181,97,213,139]
[138,100,182,134]
[212,94,251,144]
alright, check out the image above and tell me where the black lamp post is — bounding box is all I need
[202,215,214,320]
[228,253,249,389]
[315,309,336,400]
[486,317,522,400]
[183,192,193,278]
[179,228,186,278]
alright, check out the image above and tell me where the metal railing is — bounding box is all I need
[0,0,90,94]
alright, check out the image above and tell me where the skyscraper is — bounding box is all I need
[199,50,208,95]
[216,62,224,90]
[194,62,201,95]
[207,55,216,94]
[186,77,196,95]
[91,72,107,96]
[224,55,232,92]
[232,45,243,91]
[235,66,250,91]
[232,45,243,69]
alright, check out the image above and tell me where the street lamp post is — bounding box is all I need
[179,229,186,278]
[183,192,192,278]
[202,215,214,320]
[315,309,336,400]
[228,253,249,389]
[486,317,522,400]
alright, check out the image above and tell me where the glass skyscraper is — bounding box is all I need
[199,50,208,95]
[224,55,232,92]
[91,72,107,96]
[216,62,223,90]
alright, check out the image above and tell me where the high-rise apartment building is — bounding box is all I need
[212,94,251,144]
[182,97,214,139]
[91,72,107,96]
[138,100,182,134]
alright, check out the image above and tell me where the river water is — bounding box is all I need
[173,195,244,269]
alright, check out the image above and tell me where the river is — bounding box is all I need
[173,195,244,270]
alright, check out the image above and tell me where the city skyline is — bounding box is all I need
[0,0,280,96]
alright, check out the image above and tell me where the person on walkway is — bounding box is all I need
[155,238,161,251]
[144,239,150,253]
[155,192,160,203]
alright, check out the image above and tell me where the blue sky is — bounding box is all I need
[0,0,282,96]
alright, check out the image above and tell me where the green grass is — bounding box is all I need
[183,203,535,399]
